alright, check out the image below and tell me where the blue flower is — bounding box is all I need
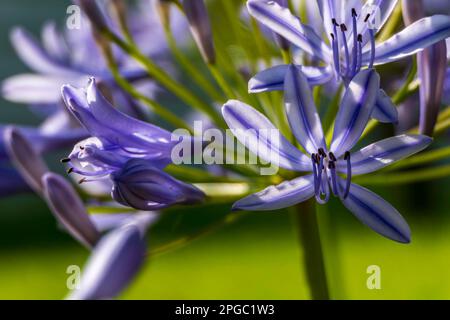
[246,0,450,123]
[61,78,205,210]
[223,66,432,243]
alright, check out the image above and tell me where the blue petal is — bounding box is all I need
[10,27,77,75]
[331,69,380,156]
[341,181,411,243]
[316,0,340,42]
[222,99,311,171]
[350,0,398,48]
[372,89,398,123]
[41,21,70,62]
[284,65,326,154]
[112,159,205,211]
[338,134,432,175]
[362,15,450,65]
[68,224,146,300]
[42,173,101,248]
[247,0,331,62]
[232,174,315,211]
[248,64,332,93]
[443,67,450,105]
[62,79,174,156]
[3,127,49,194]
[2,74,89,104]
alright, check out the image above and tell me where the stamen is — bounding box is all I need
[357,34,363,72]
[340,24,351,78]
[331,19,340,77]
[343,151,352,199]
[351,8,358,77]
[328,161,341,197]
[329,152,337,162]
[311,154,320,198]
[60,158,71,163]
[318,148,326,157]
[368,29,376,69]
[67,167,74,174]
[78,178,88,184]
[364,13,371,22]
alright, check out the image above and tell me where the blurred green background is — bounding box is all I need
[1,0,450,300]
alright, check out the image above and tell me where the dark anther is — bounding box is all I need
[311,153,318,164]
[332,18,338,26]
[330,33,335,40]
[340,24,347,32]
[329,152,337,162]
[344,151,351,160]
[78,178,87,184]
[364,13,371,22]
[67,167,74,174]
[328,161,336,169]
[315,154,321,163]
[357,34,363,42]
[351,8,357,17]
[318,148,326,157]
[79,146,85,150]
[60,158,71,163]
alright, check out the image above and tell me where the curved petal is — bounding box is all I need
[248,64,332,93]
[2,74,88,104]
[362,15,450,65]
[372,89,398,123]
[331,69,380,156]
[67,225,146,300]
[247,0,331,62]
[338,134,432,175]
[10,27,77,76]
[232,174,315,211]
[3,127,49,194]
[341,181,411,243]
[42,173,101,249]
[284,65,325,154]
[222,100,311,171]
[350,0,399,48]
[86,78,173,145]
[317,0,339,42]
[41,21,70,62]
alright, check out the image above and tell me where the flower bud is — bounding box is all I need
[402,0,447,136]
[3,126,49,194]
[42,173,101,249]
[111,159,205,211]
[182,0,216,64]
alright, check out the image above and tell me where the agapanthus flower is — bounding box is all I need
[246,0,450,123]
[222,66,432,243]
[2,0,188,116]
[67,212,157,300]
[61,78,205,210]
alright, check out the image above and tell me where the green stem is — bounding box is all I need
[102,41,192,131]
[103,30,226,128]
[208,64,237,99]
[163,25,224,102]
[384,146,450,172]
[353,164,450,185]
[291,199,330,300]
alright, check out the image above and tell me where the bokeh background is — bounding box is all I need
[1,0,450,300]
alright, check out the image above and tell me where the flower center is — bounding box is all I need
[311,149,352,204]
[330,8,376,83]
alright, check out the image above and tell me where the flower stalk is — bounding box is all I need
[291,199,330,300]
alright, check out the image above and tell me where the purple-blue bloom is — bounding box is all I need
[223,65,432,243]
[112,159,205,211]
[61,78,205,211]
[246,0,450,123]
